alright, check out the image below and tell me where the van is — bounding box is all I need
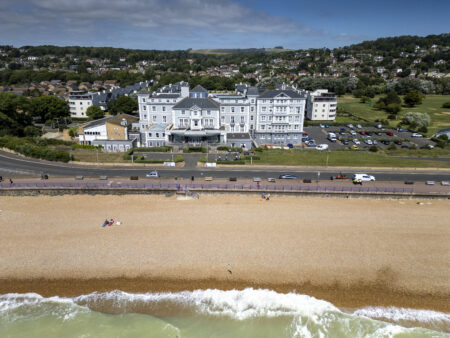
[352,173,376,182]
[327,132,337,142]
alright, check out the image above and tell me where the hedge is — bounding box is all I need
[131,146,173,153]
[217,146,243,152]
[183,146,206,153]
[217,160,246,165]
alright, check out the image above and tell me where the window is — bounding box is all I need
[162,133,165,137]
[241,107,244,112]
[162,107,166,112]
[251,115,254,121]
[143,115,147,119]
[152,106,156,111]
[250,124,254,129]
[221,107,225,112]
[163,116,166,122]
[231,107,235,113]
[142,98,146,103]
[221,116,225,122]
[153,116,157,121]
[143,106,146,110]
[251,107,254,112]
[194,120,198,126]
[261,116,266,121]
[251,99,255,103]
[182,110,185,115]
[148,133,152,137]
[262,107,266,112]
[261,125,265,130]
[156,133,159,137]
[207,110,211,115]
[240,116,245,123]
[231,116,235,123]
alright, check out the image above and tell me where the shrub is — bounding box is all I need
[0,136,71,162]
[217,146,243,152]
[369,146,378,152]
[174,155,184,163]
[418,126,428,133]
[217,160,245,165]
[387,143,397,150]
[402,112,430,128]
[131,146,172,152]
[441,102,450,108]
[183,146,206,153]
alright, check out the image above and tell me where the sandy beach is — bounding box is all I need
[0,194,449,311]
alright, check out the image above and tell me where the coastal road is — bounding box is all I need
[1,150,450,182]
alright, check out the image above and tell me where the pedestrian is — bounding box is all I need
[257,182,260,189]
[9,178,13,185]
[266,193,271,201]
[261,192,265,199]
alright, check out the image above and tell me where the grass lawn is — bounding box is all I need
[248,149,450,168]
[71,149,128,163]
[338,94,450,136]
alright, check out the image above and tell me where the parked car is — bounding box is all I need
[279,174,298,179]
[381,140,390,145]
[319,124,325,128]
[316,144,329,150]
[324,124,330,128]
[364,139,373,145]
[146,170,159,178]
[366,131,373,136]
[350,145,359,150]
[353,139,360,145]
[394,140,403,145]
[401,145,409,148]
[386,131,394,136]
[352,173,376,182]
[411,133,423,138]
[306,140,317,147]
[350,130,357,136]
[375,132,383,136]
[372,140,378,145]
[360,130,366,135]
[347,124,354,129]
[376,124,383,129]
[356,124,362,129]
[398,128,409,132]
[342,139,350,145]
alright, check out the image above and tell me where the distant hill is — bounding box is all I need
[189,48,295,55]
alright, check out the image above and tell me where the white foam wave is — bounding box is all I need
[75,288,339,320]
[354,306,450,325]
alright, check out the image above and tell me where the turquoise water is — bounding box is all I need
[0,289,448,337]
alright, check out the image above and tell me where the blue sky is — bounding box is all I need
[1,0,449,50]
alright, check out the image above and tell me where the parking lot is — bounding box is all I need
[303,125,435,150]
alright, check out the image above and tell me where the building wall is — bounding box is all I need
[69,97,93,118]
[306,90,337,121]
[173,108,220,130]
[105,122,127,140]
[79,124,107,144]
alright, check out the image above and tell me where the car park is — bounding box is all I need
[279,174,298,179]
[353,139,360,145]
[411,133,423,137]
[146,170,159,178]
[316,144,329,150]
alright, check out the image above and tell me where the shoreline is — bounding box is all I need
[1,277,449,313]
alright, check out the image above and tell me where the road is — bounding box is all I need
[1,150,449,182]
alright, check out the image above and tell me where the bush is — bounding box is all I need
[174,155,184,163]
[198,156,207,163]
[418,126,428,133]
[441,102,450,108]
[402,112,430,128]
[217,146,243,152]
[244,156,260,161]
[369,146,378,152]
[387,143,397,150]
[217,160,245,165]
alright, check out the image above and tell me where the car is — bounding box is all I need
[324,124,330,128]
[364,139,373,145]
[376,124,383,129]
[306,140,317,147]
[360,130,366,135]
[353,139,360,145]
[398,128,409,132]
[352,173,376,182]
[350,145,359,150]
[401,145,409,148]
[386,131,394,136]
[339,130,346,135]
[279,174,298,179]
[356,124,362,129]
[350,130,357,136]
[375,132,383,136]
[366,131,373,136]
[287,143,294,148]
[331,173,350,180]
[146,170,159,178]
[394,140,403,145]
[411,133,423,138]
[372,140,378,145]
[319,124,325,128]
[316,144,329,150]
[342,139,350,145]
[347,124,354,129]
[381,140,390,145]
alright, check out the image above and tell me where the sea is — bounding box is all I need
[1,288,448,337]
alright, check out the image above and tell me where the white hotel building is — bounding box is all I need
[136,82,333,148]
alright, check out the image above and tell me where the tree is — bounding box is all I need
[28,96,69,122]
[107,96,138,114]
[403,90,422,107]
[402,112,430,128]
[86,105,104,120]
[442,102,450,108]
[385,103,401,114]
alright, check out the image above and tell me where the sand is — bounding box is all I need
[0,194,449,311]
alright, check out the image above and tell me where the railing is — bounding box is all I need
[0,181,415,194]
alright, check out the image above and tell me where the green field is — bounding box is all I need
[338,94,450,136]
[247,149,450,168]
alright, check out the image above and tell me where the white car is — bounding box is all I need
[146,170,159,178]
[350,130,357,136]
[364,139,373,145]
[316,144,329,151]
[352,174,376,182]
[347,124,354,129]
[319,124,325,128]
[411,133,423,138]
[356,124,362,129]
[353,139,360,145]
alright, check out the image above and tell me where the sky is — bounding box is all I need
[1,0,449,50]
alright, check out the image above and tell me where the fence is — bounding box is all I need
[0,181,415,194]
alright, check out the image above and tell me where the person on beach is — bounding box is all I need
[9,179,13,185]
[261,192,265,199]
[266,193,271,201]
[102,219,109,228]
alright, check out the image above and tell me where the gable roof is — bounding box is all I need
[258,89,305,99]
[173,97,219,110]
[191,85,208,93]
